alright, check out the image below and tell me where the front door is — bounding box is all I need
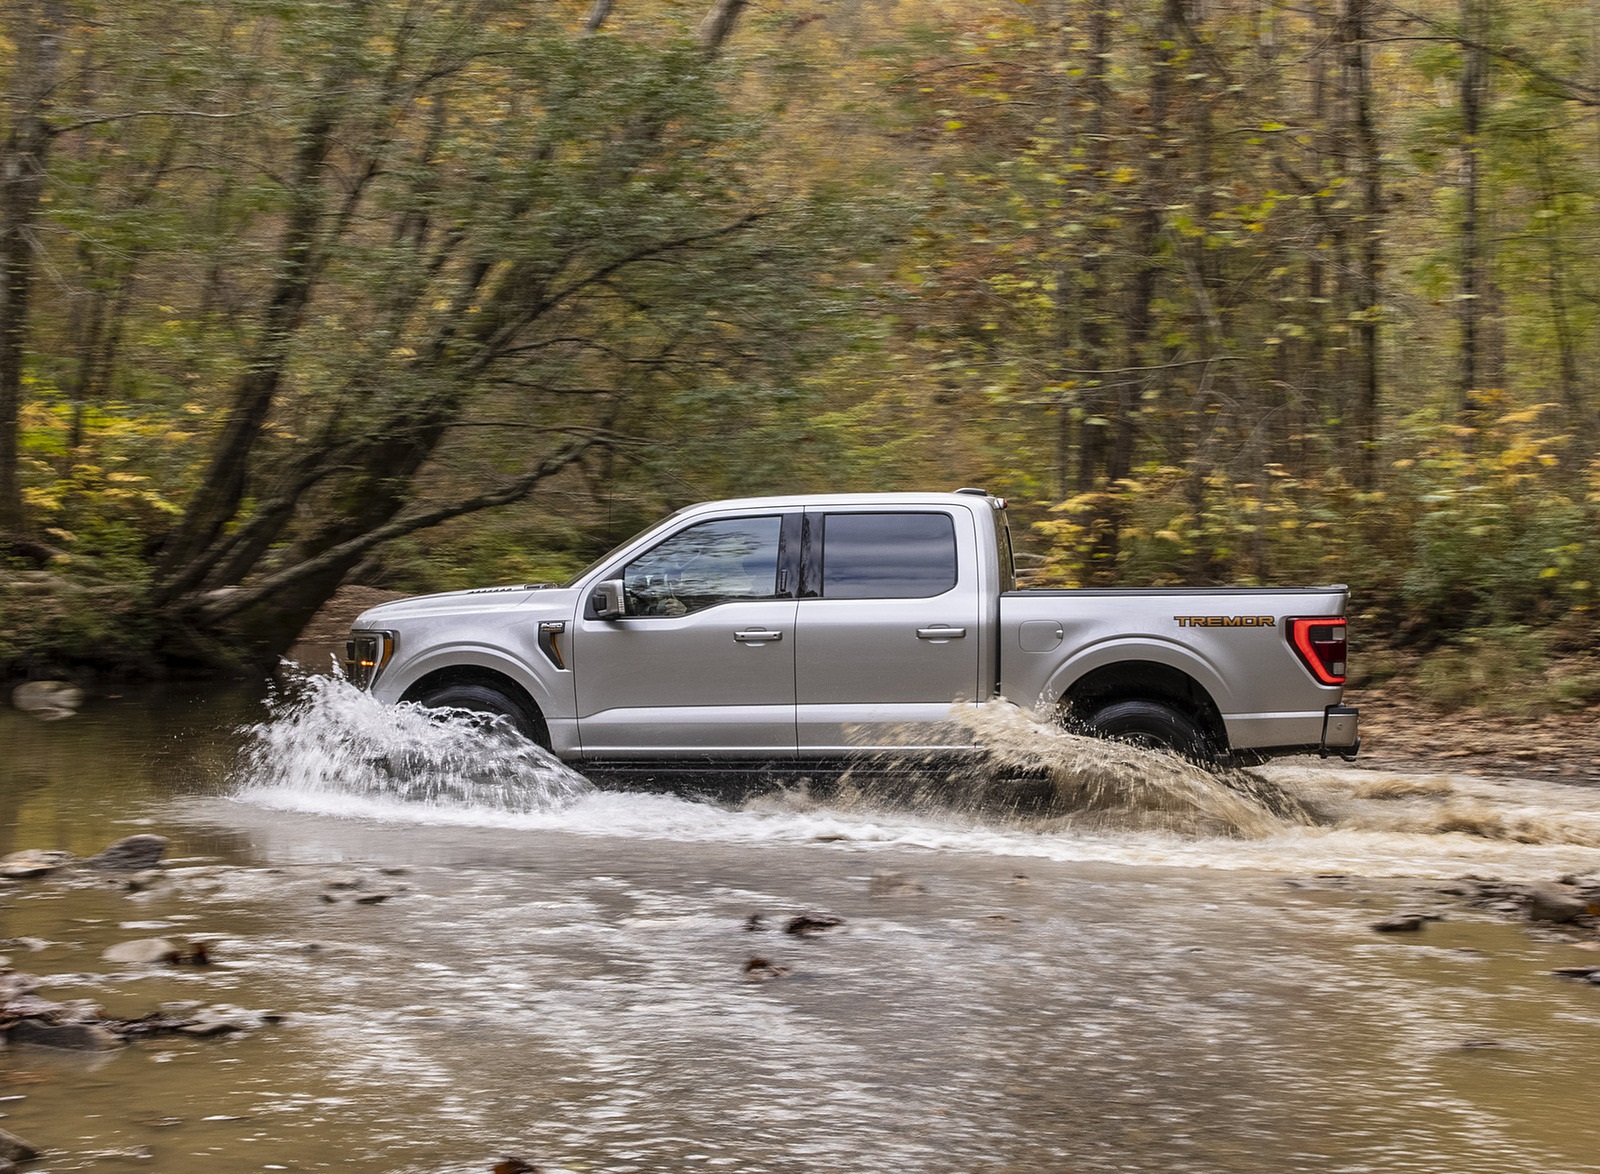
[572,512,798,757]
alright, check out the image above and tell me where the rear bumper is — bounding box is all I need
[1319,703,1360,760]
[1220,702,1360,765]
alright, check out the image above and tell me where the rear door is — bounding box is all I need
[795,506,982,753]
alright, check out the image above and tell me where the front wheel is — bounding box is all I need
[413,682,549,748]
[1084,699,1213,763]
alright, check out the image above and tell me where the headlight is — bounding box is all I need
[344,630,395,689]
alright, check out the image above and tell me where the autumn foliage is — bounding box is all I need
[2,0,1598,685]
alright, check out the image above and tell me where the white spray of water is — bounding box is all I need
[236,674,592,815]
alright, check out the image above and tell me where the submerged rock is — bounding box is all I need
[868,872,927,897]
[86,834,169,872]
[743,956,790,982]
[319,875,407,905]
[11,680,84,720]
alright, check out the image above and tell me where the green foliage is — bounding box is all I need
[1414,626,1600,716]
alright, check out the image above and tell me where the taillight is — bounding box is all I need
[1287,616,1347,685]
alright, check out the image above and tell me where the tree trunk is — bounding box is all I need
[1341,0,1383,489]
[0,0,66,536]
[1457,0,1488,434]
[1073,1,1113,497]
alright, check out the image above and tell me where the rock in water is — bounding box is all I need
[11,680,84,720]
[0,849,73,879]
[1527,882,1587,924]
[0,1126,43,1162]
[86,834,169,872]
[784,913,845,936]
[102,938,178,965]
[6,1019,125,1052]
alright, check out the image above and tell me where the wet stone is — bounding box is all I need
[86,835,169,872]
[1372,914,1430,933]
[179,1011,251,1038]
[0,1126,42,1163]
[1548,966,1600,985]
[0,972,41,1001]
[784,913,845,936]
[321,879,405,905]
[7,1018,126,1052]
[1527,882,1588,924]
[743,957,790,982]
[102,938,178,965]
[11,680,84,720]
[0,850,73,879]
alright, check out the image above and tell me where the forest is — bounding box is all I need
[1,0,1598,712]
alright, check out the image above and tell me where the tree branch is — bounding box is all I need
[187,437,603,625]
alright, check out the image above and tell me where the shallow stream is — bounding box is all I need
[3,679,1600,1173]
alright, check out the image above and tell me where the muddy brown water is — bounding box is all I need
[4,679,1600,1173]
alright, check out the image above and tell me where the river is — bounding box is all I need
[3,677,1600,1173]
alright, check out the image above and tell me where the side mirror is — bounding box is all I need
[590,579,625,620]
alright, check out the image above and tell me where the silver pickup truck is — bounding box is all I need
[345,490,1359,765]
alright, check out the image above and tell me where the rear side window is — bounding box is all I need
[819,512,957,599]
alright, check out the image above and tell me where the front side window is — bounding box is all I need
[819,512,957,599]
[624,516,783,616]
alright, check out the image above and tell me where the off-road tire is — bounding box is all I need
[1086,699,1213,763]
[414,682,549,748]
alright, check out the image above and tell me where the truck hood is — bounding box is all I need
[352,583,578,627]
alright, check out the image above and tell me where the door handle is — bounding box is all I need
[916,626,968,640]
[734,629,784,643]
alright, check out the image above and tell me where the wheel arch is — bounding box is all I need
[399,665,551,747]
[1059,659,1228,751]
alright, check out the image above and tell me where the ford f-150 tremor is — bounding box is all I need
[345,490,1359,764]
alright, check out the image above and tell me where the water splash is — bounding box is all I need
[950,701,1309,837]
[235,674,592,815]
[740,702,1296,838]
[225,681,1600,878]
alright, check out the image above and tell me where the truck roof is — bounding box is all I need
[669,490,1001,516]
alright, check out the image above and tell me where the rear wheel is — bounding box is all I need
[1084,699,1212,763]
[414,682,549,748]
